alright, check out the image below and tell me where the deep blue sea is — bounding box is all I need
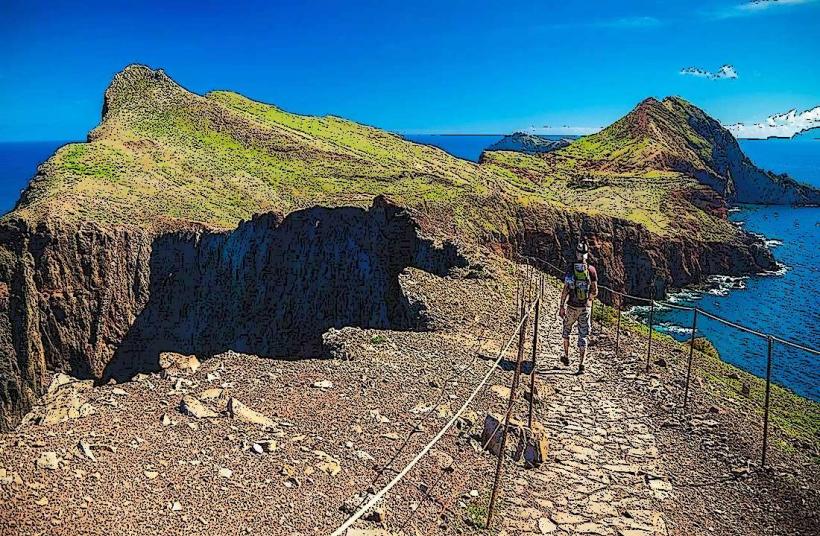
[0,141,72,214]
[1,137,818,399]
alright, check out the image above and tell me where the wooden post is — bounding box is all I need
[761,336,774,468]
[614,298,622,355]
[486,301,529,529]
[682,308,698,412]
[645,286,655,372]
[528,295,541,428]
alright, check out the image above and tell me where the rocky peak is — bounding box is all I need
[99,64,186,122]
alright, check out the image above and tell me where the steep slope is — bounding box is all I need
[0,66,777,431]
[486,132,571,154]
[546,96,819,204]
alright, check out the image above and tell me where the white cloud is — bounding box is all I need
[725,106,820,138]
[680,64,738,80]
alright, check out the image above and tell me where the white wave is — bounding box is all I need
[705,274,747,295]
[765,239,783,248]
[667,288,703,304]
[759,263,790,277]
[657,322,692,335]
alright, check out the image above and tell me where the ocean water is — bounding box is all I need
[0,141,72,215]
[644,139,820,401]
[1,137,818,398]
[402,134,503,161]
[402,133,577,162]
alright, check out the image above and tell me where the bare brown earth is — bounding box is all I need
[0,259,817,535]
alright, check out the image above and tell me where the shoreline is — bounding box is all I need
[624,204,818,402]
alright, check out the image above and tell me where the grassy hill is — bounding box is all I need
[7,65,777,244]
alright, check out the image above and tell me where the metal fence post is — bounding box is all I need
[762,335,774,468]
[528,295,541,428]
[645,285,655,372]
[683,308,698,412]
[486,303,529,529]
[614,301,622,355]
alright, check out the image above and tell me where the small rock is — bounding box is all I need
[179,396,218,419]
[160,352,200,374]
[169,501,182,512]
[227,398,274,428]
[199,388,224,400]
[318,461,342,476]
[36,452,61,471]
[78,440,96,462]
[312,380,333,389]
[218,468,233,479]
[429,449,454,471]
[111,388,128,396]
[35,497,49,506]
[144,470,159,480]
[538,517,557,533]
[252,440,277,454]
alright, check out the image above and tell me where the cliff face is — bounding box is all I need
[514,206,775,303]
[0,198,468,430]
[0,220,153,430]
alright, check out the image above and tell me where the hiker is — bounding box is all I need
[558,242,598,374]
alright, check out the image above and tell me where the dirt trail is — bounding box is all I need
[0,261,817,536]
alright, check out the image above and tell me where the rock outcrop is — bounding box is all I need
[0,197,468,430]
[486,132,572,154]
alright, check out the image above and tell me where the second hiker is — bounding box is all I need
[558,242,598,374]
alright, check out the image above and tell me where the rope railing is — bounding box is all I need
[333,252,817,534]
[515,250,820,468]
[331,294,541,535]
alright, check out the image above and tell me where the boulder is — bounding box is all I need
[481,413,548,468]
[227,397,275,428]
[159,352,201,375]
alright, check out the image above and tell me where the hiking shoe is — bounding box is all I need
[577,364,585,375]
[560,355,570,366]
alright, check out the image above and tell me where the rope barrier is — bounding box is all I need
[696,308,769,339]
[772,335,820,356]
[330,298,540,536]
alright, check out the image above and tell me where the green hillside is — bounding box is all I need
[8,65,753,243]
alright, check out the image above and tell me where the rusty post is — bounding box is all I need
[486,298,529,529]
[527,293,541,428]
[614,298,622,355]
[645,286,655,372]
[762,335,774,468]
[682,308,698,412]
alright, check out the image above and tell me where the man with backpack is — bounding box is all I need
[558,242,598,374]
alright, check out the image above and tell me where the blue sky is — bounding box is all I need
[1,0,818,141]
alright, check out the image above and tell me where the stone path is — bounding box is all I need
[497,318,671,536]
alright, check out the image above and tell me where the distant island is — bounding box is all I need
[486,132,573,154]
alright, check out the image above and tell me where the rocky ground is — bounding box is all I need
[0,259,817,535]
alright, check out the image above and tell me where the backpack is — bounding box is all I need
[566,262,591,303]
